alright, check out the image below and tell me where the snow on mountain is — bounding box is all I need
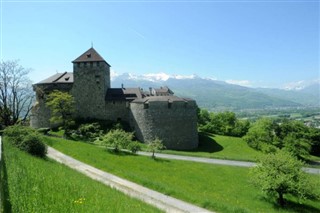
[282,79,320,91]
[113,72,200,82]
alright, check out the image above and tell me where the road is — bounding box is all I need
[137,151,320,175]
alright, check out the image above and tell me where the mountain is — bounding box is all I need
[256,84,320,107]
[111,73,319,111]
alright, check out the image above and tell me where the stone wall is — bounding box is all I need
[72,61,110,119]
[130,99,199,150]
[30,83,73,128]
[104,101,130,122]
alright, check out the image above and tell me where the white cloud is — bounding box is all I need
[142,72,171,81]
[225,79,253,87]
[282,79,320,90]
[110,69,120,81]
[173,74,198,80]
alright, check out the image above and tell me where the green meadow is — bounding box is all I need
[1,139,161,213]
[163,133,263,161]
[44,136,320,213]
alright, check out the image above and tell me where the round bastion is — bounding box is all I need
[129,96,199,150]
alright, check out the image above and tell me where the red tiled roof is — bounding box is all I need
[72,47,111,66]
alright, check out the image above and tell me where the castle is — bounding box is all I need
[31,47,199,150]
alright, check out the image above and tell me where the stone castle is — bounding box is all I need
[31,47,199,150]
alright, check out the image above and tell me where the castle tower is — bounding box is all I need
[72,47,111,119]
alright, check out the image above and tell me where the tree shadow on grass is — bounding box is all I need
[273,200,320,213]
[106,149,137,157]
[260,195,320,213]
[152,157,170,163]
[190,132,223,153]
[1,156,12,213]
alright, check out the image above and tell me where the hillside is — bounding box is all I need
[111,73,320,111]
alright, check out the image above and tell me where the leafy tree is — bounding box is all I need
[97,129,134,152]
[198,108,210,126]
[245,118,316,159]
[46,90,75,136]
[308,128,320,156]
[198,109,250,137]
[0,60,34,126]
[243,118,277,151]
[283,133,311,160]
[147,138,166,159]
[250,150,319,207]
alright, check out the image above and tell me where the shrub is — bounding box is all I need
[147,138,166,159]
[96,129,134,152]
[3,125,47,157]
[71,123,102,142]
[18,133,47,157]
[127,142,141,154]
[37,128,50,135]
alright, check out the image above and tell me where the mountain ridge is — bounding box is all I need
[111,73,319,111]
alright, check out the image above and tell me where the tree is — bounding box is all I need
[46,90,75,135]
[147,138,166,159]
[250,150,319,207]
[243,118,278,151]
[245,118,316,160]
[283,133,311,160]
[96,129,134,152]
[0,60,34,126]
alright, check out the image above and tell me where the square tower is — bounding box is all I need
[72,47,111,119]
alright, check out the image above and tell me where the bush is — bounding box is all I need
[70,123,102,142]
[37,128,50,135]
[127,142,141,154]
[3,125,47,157]
[18,133,47,157]
[96,129,134,152]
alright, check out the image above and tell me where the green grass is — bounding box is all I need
[44,136,320,213]
[161,133,320,167]
[1,139,161,213]
[162,133,263,162]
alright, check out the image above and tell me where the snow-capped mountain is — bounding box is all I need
[111,72,319,111]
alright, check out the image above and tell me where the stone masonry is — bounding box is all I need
[30,47,199,150]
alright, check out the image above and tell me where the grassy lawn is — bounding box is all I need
[44,136,320,213]
[1,139,161,213]
[162,133,263,162]
[162,133,320,167]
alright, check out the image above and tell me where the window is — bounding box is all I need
[144,103,149,109]
[168,102,172,109]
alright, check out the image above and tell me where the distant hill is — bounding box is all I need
[112,73,319,111]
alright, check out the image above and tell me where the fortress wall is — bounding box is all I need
[130,100,198,150]
[30,83,73,128]
[30,98,52,128]
[104,101,130,122]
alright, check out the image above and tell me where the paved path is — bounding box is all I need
[47,147,213,213]
[137,151,320,175]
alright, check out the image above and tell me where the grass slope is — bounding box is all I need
[163,133,263,161]
[1,139,161,213]
[45,137,320,213]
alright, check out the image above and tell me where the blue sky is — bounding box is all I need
[1,0,319,88]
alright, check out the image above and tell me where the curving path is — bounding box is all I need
[137,151,320,175]
[47,147,213,213]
